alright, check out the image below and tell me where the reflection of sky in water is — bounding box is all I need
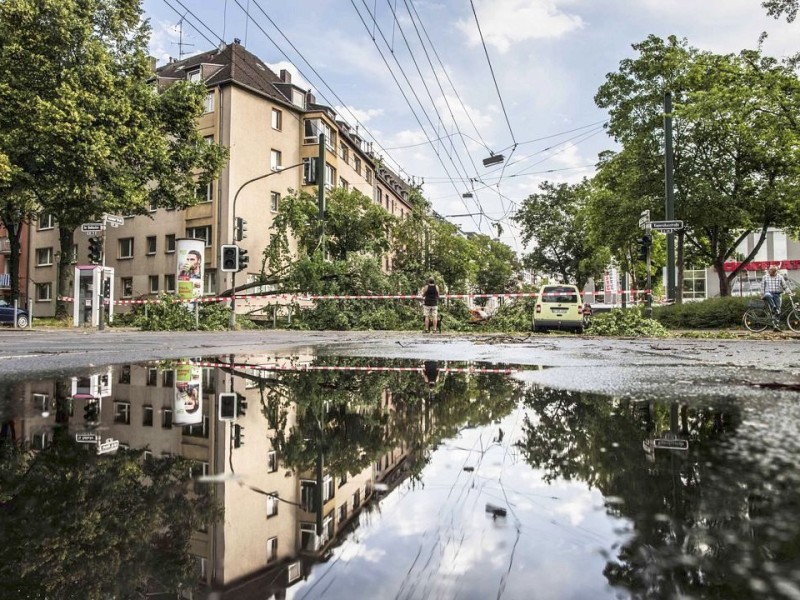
[290,404,624,600]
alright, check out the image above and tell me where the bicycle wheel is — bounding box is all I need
[787,310,800,333]
[743,308,770,332]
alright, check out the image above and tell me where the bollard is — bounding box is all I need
[28,298,33,329]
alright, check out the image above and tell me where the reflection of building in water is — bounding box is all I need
[5,357,414,597]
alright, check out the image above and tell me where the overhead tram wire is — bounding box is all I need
[349,0,484,232]
[406,0,492,153]
[468,0,517,147]
[244,0,421,187]
[355,0,483,227]
[383,0,488,221]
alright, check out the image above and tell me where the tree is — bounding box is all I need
[513,180,605,289]
[595,35,800,296]
[763,0,799,21]
[469,233,520,296]
[0,0,227,315]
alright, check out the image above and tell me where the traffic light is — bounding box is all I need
[218,392,237,421]
[102,279,111,300]
[233,424,244,448]
[88,237,102,265]
[638,234,652,261]
[220,244,239,272]
[235,217,248,241]
[237,247,249,272]
[84,399,99,425]
[236,393,247,418]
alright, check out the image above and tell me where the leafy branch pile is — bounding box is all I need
[588,308,669,337]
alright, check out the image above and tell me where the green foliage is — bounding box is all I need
[0,434,221,598]
[484,297,537,331]
[653,296,752,329]
[127,294,233,331]
[588,307,669,336]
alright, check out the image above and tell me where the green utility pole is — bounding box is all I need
[664,92,676,303]
[318,133,326,258]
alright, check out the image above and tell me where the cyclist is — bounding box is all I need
[761,265,789,326]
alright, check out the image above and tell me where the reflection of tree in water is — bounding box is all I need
[516,387,800,598]
[0,428,220,599]
[262,358,523,482]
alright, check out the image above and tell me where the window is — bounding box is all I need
[339,503,347,524]
[195,182,212,203]
[271,108,282,130]
[149,199,158,212]
[303,117,335,148]
[146,236,157,255]
[163,370,175,386]
[339,142,349,163]
[143,406,154,426]
[266,537,278,563]
[165,274,176,293]
[165,234,176,253]
[149,275,159,294]
[162,408,173,429]
[376,187,383,205]
[323,475,334,502]
[118,238,134,259]
[188,69,201,82]
[270,149,282,171]
[36,283,52,302]
[38,213,55,230]
[267,494,279,518]
[301,481,316,512]
[303,157,318,184]
[114,402,131,425]
[203,135,214,145]
[267,451,278,473]
[339,178,349,190]
[366,168,373,184]
[146,367,158,386]
[118,365,131,384]
[203,269,216,295]
[354,157,362,175]
[683,269,707,301]
[339,472,348,487]
[36,247,53,266]
[353,488,360,507]
[270,191,280,212]
[121,278,133,298]
[185,416,210,439]
[324,163,336,188]
[186,226,211,247]
[203,92,214,113]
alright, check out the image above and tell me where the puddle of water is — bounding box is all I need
[1,356,799,599]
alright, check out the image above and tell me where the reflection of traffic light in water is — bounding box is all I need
[84,399,100,425]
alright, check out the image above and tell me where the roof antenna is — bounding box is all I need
[244,0,251,47]
[171,14,194,59]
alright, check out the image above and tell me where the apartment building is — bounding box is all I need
[23,41,413,318]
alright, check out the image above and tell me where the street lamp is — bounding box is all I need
[228,161,305,329]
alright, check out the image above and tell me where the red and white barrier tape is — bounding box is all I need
[179,359,517,374]
[58,290,652,306]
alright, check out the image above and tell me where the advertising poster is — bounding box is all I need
[174,362,203,425]
[176,238,205,303]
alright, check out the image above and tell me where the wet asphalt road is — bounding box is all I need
[0,328,797,399]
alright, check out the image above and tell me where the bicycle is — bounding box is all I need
[742,292,800,333]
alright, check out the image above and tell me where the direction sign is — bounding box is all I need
[75,432,100,444]
[80,222,105,235]
[104,214,124,227]
[650,220,684,232]
[653,438,689,451]
[97,438,120,455]
[638,210,651,230]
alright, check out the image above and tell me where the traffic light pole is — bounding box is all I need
[98,229,106,331]
[646,246,653,318]
[664,92,676,303]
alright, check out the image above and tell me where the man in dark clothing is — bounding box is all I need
[419,277,439,332]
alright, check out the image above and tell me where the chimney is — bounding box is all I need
[305,90,315,107]
[280,69,292,84]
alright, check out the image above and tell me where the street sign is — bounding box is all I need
[650,220,684,233]
[653,438,689,451]
[97,438,120,455]
[75,432,100,444]
[104,214,124,227]
[80,222,105,235]
[638,210,650,230]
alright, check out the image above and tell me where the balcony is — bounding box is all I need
[0,237,10,255]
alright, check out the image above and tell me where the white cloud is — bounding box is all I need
[456,0,584,53]
[266,61,314,92]
[334,105,385,127]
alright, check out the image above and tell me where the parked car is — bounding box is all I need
[0,300,29,328]
[533,285,585,333]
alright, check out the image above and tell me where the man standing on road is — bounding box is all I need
[419,277,439,333]
[761,265,789,318]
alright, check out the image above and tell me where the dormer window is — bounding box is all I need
[188,69,201,82]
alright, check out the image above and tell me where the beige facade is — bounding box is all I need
[23,42,413,318]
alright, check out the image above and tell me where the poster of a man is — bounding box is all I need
[174,362,203,425]
[176,239,205,302]
[178,250,202,281]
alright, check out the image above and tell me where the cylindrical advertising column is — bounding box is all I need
[174,362,203,425]
[176,238,205,304]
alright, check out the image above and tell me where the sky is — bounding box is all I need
[141,0,798,254]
